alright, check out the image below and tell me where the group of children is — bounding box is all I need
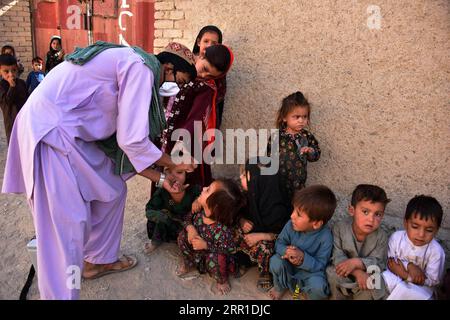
[0,36,64,143]
[144,90,447,300]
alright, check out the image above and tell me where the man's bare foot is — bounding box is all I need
[216,281,231,295]
[268,287,286,300]
[144,241,160,254]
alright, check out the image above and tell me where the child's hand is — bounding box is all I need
[353,269,369,290]
[191,199,202,213]
[5,74,16,87]
[407,263,426,285]
[282,246,304,266]
[243,233,261,247]
[191,236,207,251]
[300,147,314,155]
[239,218,254,233]
[335,258,360,277]
[186,225,199,244]
[387,258,409,280]
[57,49,65,59]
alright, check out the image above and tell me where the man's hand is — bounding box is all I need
[191,235,207,251]
[407,263,426,285]
[239,218,254,233]
[162,174,188,193]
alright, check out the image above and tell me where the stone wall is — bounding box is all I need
[0,0,33,79]
[153,0,194,53]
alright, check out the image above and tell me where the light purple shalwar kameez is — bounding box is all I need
[2,48,162,299]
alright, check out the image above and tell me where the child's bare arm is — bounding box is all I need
[407,263,426,286]
[191,198,202,213]
[387,258,409,280]
[336,258,365,277]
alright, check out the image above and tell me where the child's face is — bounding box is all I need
[283,105,309,134]
[350,200,385,237]
[290,207,318,232]
[239,171,250,191]
[51,39,61,51]
[32,62,42,72]
[0,64,18,80]
[404,213,439,246]
[3,49,14,56]
[165,168,186,186]
[163,64,191,88]
[195,56,222,80]
[198,181,221,212]
[197,32,220,58]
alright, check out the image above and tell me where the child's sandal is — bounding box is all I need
[256,272,274,292]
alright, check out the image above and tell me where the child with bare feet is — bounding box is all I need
[268,185,336,300]
[144,168,200,253]
[177,179,245,295]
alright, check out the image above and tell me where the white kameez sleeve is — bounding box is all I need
[424,243,446,287]
[115,54,162,173]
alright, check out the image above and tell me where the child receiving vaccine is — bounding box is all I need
[177,179,245,295]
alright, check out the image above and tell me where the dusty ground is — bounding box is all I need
[0,118,274,300]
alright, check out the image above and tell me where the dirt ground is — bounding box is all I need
[0,118,275,300]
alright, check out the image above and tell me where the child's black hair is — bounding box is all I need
[204,44,231,73]
[405,195,443,227]
[206,178,246,227]
[156,51,197,81]
[0,54,17,66]
[276,91,310,129]
[1,45,16,56]
[192,25,223,55]
[292,185,337,225]
[32,56,43,64]
[351,184,391,208]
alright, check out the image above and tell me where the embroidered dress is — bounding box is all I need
[178,211,237,284]
[269,128,320,201]
[146,185,201,243]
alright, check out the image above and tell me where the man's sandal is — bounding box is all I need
[83,254,138,280]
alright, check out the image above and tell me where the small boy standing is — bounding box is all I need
[382,195,446,300]
[326,184,390,300]
[0,54,27,143]
[269,185,337,300]
[26,57,45,95]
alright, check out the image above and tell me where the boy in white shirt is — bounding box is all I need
[383,195,445,300]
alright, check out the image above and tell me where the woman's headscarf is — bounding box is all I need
[245,158,292,234]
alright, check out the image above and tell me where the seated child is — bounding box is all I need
[177,178,245,295]
[0,54,27,143]
[382,195,446,300]
[26,57,45,95]
[145,167,201,253]
[326,184,390,300]
[269,185,336,300]
[235,158,291,292]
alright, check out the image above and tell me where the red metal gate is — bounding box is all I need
[31,0,155,70]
